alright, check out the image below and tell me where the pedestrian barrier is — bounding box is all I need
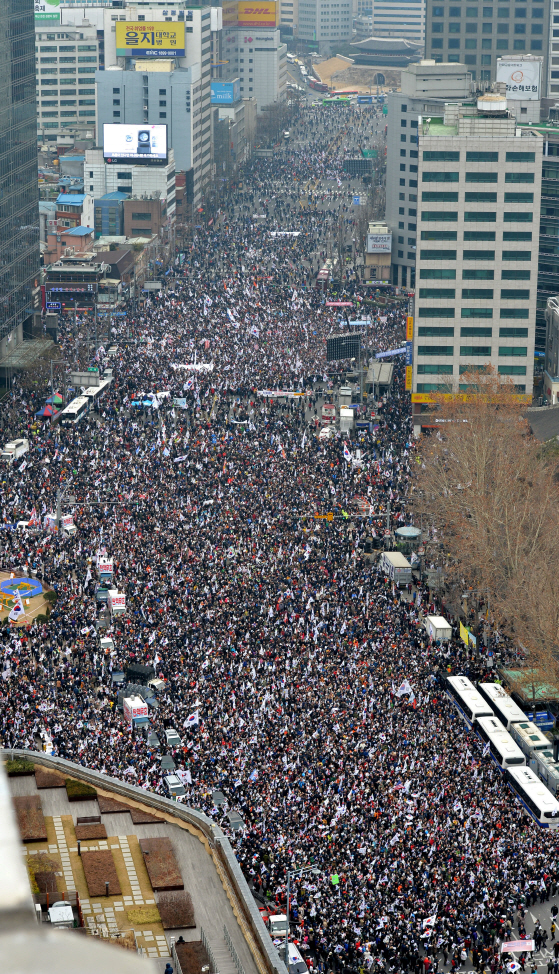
[201,925,219,974]
[225,922,248,974]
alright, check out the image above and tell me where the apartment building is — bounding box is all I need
[410,96,542,434]
[424,0,550,92]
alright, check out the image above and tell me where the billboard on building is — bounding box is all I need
[496,58,542,100]
[115,22,186,57]
[35,0,60,21]
[103,124,168,163]
[237,1,279,27]
[223,0,239,27]
[211,80,241,104]
[366,232,392,254]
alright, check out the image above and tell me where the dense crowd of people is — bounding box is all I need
[0,104,555,974]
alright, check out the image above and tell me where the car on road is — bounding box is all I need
[163,773,186,799]
[165,727,182,748]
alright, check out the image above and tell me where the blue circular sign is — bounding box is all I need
[0,577,43,599]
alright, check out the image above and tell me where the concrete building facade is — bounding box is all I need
[222,28,287,111]
[424,0,550,92]
[35,20,101,145]
[410,99,542,434]
[297,0,352,53]
[385,60,472,289]
[84,146,176,221]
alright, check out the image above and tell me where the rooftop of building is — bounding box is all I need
[99,192,131,202]
[63,226,95,237]
[2,749,284,974]
[56,194,88,205]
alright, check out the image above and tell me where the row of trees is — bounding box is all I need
[413,368,559,694]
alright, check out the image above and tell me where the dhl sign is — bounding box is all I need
[237,0,278,26]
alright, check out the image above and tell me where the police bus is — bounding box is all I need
[474,715,525,770]
[443,674,493,728]
[505,766,559,827]
[478,682,526,730]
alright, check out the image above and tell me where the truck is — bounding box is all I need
[123,694,149,730]
[97,557,114,583]
[1,438,29,464]
[339,407,354,433]
[424,614,452,643]
[61,514,77,537]
[321,403,336,426]
[380,551,412,586]
[266,913,289,937]
[108,589,126,616]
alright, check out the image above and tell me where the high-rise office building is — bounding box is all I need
[410,96,542,436]
[297,0,352,53]
[371,0,425,45]
[385,60,472,288]
[424,0,550,91]
[0,0,40,345]
[35,21,101,146]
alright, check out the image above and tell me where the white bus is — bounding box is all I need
[530,749,559,798]
[478,682,526,730]
[505,766,559,827]
[59,396,89,426]
[82,377,113,410]
[474,715,525,770]
[509,720,550,759]
[443,674,493,728]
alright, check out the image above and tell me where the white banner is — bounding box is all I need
[496,58,542,100]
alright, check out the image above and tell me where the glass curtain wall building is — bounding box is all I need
[0,0,39,342]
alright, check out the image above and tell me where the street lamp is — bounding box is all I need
[284,866,321,968]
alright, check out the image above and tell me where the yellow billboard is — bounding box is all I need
[116,22,186,57]
[405,366,412,391]
[237,1,279,27]
[406,315,413,341]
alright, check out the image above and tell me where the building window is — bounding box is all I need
[463,249,495,260]
[501,290,529,300]
[418,309,455,318]
[460,345,492,354]
[113,111,120,117]
[465,211,497,221]
[464,230,495,240]
[499,346,527,355]
[132,212,152,221]
[500,309,529,318]
[502,250,531,260]
[467,150,498,162]
[422,211,458,221]
[419,288,456,299]
[461,293,494,303]
[159,100,166,107]
[498,365,527,375]
[417,345,454,354]
[113,99,120,105]
[417,364,454,374]
[160,112,167,118]
[500,326,528,336]
[461,326,493,337]
[420,249,457,259]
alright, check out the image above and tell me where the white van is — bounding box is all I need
[286,943,307,974]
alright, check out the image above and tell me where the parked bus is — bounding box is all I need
[357,94,373,105]
[309,79,329,92]
[443,674,493,728]
[331,89,358,97]
[505,766,559,827]
[59,396,89,426]
[510,720,551,758]
[316,265,331,290]
[474,715,525,770]
[478,682,526,730]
